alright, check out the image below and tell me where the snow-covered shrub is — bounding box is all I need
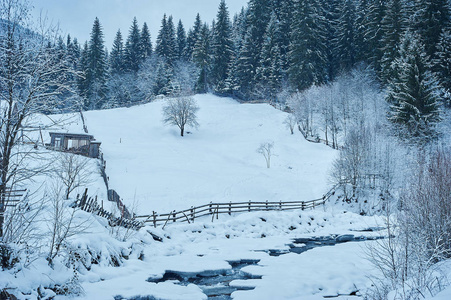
[366,147,451,299]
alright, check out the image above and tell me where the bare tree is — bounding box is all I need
[46,183,90,267]
[287,91,315,138]
[0,0,76,239]
[366,148,451,299]
[53,153,91,200]
[283,114,297,135]
[162,95,199,136]
[257,142,274,169]
[331,127,372,199]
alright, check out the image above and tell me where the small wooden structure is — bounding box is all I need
[48,132,101,158]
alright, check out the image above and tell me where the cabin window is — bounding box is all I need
[54,137,62,148]
[68,139,88,149]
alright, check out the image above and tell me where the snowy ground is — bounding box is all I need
[4,94,449,299]
[78,94,336,214]
[77,209,385,300]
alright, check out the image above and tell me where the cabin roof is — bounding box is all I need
[49,132,95,140]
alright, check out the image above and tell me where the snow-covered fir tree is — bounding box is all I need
[412,0,451,60]
[288,0,327,91]
[334,0,357,72]
[387,32,442,140]
[110,29,124,75]
[176,19,187,61]
[235,0,272,98]
[211,0,234,92]
[255,12,283,100]
[124,17,142,73]
[434,29,451,106]
[380,0,407,84]
[85,17,108,110]
[364,0,387,76]
[140,22,152,60]
[155,14,176,66]
[193,23,211,93]
[186,13,203,61]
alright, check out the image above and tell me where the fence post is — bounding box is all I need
[248,200,251,212]
[173,211,176,223]
[266,200,268,210]
[229,202,231,215]
[279,200,282,210]
[190,206,195,222]
[216,204,219,220]
[209,202,212,213]
[302,202,305,210]
[152,211,156,228]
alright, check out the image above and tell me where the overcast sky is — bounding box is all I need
[31,0,248,48]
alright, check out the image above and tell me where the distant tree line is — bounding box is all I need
[21,0,451,138]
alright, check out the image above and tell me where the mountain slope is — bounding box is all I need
[82,94,336,214]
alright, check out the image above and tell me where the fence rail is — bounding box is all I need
[75,185,337,230]
[75,189,142,230]
[135,188,336,228]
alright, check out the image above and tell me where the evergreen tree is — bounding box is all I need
[140,22,152,60]
[271,0,295,74]
[434,29,451,106]
[380,0,407,84]
[288,0,328,91]
[193,23,211,93]
[186,14,203,60]
[124,17,142,73]
[154,59,173,95]
[231,8,248,54]
[354,0,371,63]
[155,14,168,58]
[176,19,187,60]
[66,35,80,73]
[86,17,108,109]
[225,8,248,96]
[235,0,272,97]
[78,41,90,100]
[362,0,387,74]
[155,14,176,65]
[211,0,233,90]
[412,0,451,60]
[256,13,283,100]
[335,0,357,72]
[110,30,124,75]
[166,16,177,64]
[387,32,442,140]
[323,0,340,81]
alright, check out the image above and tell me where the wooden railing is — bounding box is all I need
[75,189,142,230]
[135,187,336,228]
[2,189,27,208]
[74,185,337,230]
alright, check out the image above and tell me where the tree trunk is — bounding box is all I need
[181,126,184,137]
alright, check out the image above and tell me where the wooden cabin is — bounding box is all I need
[48,132,101,158]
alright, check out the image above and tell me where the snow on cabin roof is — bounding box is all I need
[49,132,95,140]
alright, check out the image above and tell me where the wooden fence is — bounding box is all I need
[135,187,336,228]
[74,185,337,230]
[75,189,142,230]
[2,189,27,208]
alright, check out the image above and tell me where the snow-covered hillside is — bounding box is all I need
[80,94,336,214]
[5,94,451,300]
